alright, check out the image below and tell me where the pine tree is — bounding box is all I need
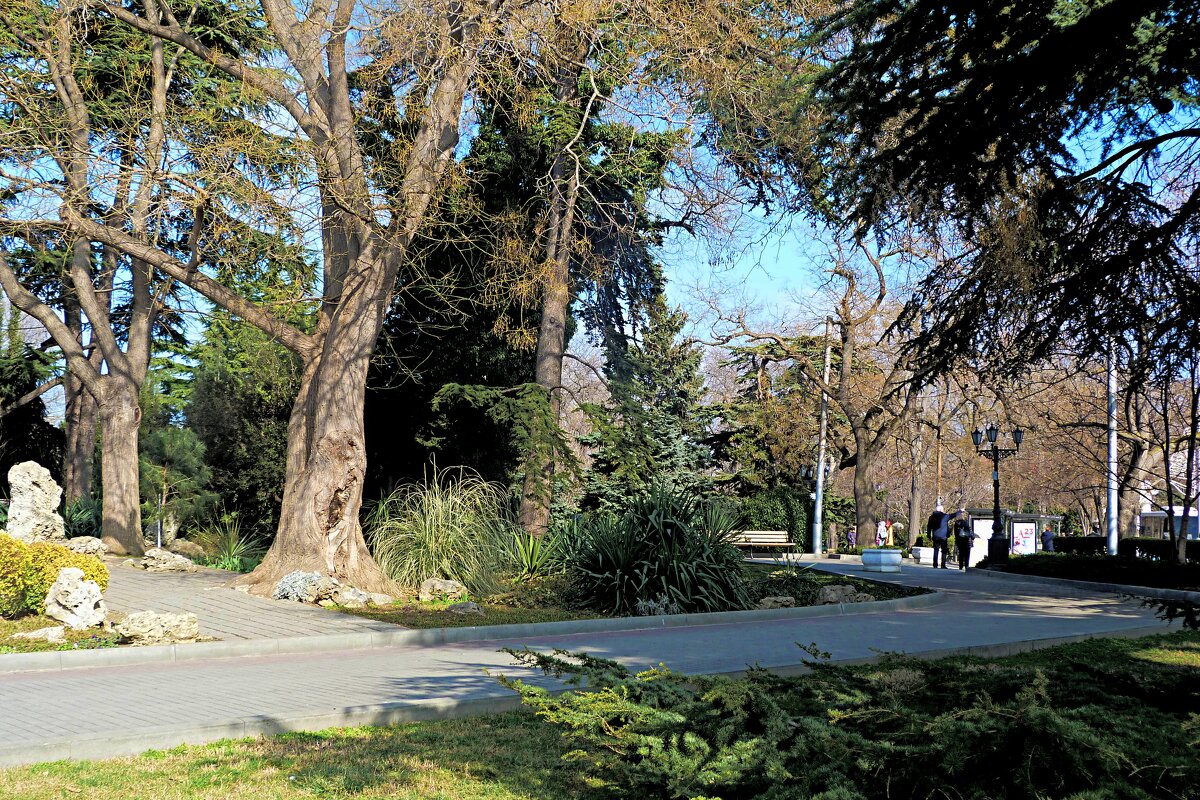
[581,297,712,511]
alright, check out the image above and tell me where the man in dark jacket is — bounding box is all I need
[926,505,951,568]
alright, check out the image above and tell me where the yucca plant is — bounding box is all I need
[192,513,266,572]
[365,467,514,596]
[508,530,563,583]
[564,486,751,616]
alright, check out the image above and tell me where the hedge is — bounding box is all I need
[1116,536,1200,563]
[1053,536,1107,556]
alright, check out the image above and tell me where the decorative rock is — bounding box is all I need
[367,592,395,606]
[9,625,66,644]
[272,571,342,603]
[445,601,483,615]
[167,539,206,561]
[757,595,796,610]
[419,578,467,603]
[816,584,876,605]
[64,536,108,557]
[333,586,371,609]
[7,461,65,542]
[138,547,199,573]
[43,567,107,630]
[114,611,200,645]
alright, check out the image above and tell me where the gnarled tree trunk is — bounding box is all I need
[97,379,145,556]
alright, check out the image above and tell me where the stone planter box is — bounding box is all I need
[862,548,902,573]
[910,546,935,565]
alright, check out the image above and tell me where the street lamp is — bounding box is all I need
[972,424,1024,563]
[801,465,818,553]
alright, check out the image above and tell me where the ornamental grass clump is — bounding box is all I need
[365,467,514,596]
[562,486,751,615]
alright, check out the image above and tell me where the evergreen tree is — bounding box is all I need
[0,304,63,491]
[580,297,712,511]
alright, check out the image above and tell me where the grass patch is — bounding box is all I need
[2,633,1196,799]
[0,615,120,654]
[0,712,599,800]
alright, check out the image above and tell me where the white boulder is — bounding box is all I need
[7,461,64,542]
[419,578,467,602]
[445,601,483,615]
[64,536,108,557]
[816,584,876,605]
[8,625,66,644]
[273,571,342,603]
[138,547,198,573]
[114,611,200,645]
[43,567,107,630]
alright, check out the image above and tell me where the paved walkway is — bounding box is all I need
[0,561,1175,766]
[102,559,399,640]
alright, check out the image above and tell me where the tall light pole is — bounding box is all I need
[1106,339,1119,555]
[812,317,832,555]
[972,423,1024,564]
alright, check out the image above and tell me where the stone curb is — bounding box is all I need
[0,590,946,674]
[965,567,1200,603]
[0,618,1171,768]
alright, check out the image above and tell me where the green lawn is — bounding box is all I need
[2,632,1196,799]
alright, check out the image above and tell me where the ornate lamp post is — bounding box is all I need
[972,423,1024,564]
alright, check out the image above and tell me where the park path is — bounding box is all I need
[101,559,399,640]
[0,562,1174,767]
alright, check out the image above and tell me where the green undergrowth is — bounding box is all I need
[743,562,928,604]
[3,633,1197,799]
[502,631,1200,800]
[993,552,1200,589]
[0,614,120,654]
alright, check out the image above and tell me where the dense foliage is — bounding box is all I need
[561,487,750,615]
[502,635,1200,799]
[811,0,1200,380]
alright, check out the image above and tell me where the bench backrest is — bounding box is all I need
[733,530,792,545]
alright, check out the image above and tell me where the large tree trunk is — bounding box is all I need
[853,443,880,541]
[62,371,97,504]
[97,379,145,556]
[236,261,398,595]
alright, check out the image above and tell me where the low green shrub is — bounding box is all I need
[366,467,513,596]
[0,533,28,618]
[61,497,102,539]
[500,637,1200,800]
[737,487,810,552]
[1116,536,1200,562]
[20,541,109,613]
[562,487,750,615]
[1053,536,1107,556]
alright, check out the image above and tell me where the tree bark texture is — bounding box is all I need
[61,372,97,504]
[97,379,145,556]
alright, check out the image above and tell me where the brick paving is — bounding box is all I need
[100,559,399,640]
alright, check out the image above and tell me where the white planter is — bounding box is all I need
[862,548,902,573]
[910,546,934,565]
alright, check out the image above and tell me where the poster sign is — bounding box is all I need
[1012,522,1037,555]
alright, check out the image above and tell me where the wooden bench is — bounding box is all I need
[732,530,795,557]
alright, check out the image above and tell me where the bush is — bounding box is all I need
[366,467,513,596]
[737,487,810,551]
[0,533,28,618]
[1000,552,1200,589]
[1053,536,1107,556]
[62,497,102,539]
[562,487,751,615]
[500,638,1200,800]
[1116,536,1200,562]
[20,541,109,613]
[507,530,563,583]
